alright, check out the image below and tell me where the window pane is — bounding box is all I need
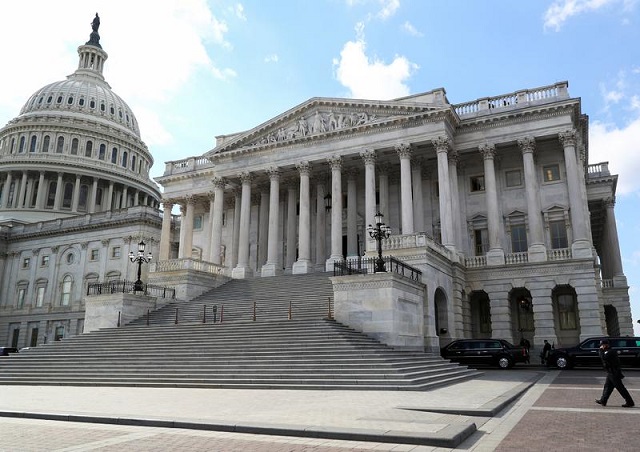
[543,164,560,182]
[511,224,528,252]
[550,220,568,249]
[471,176,485,192]
[506,170,522,187]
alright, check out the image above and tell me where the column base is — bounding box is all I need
[571,240,593,259]
[325,256,343,272]
[486,249,505,266]
[231,266,253,279]
[527,244,547,263]
[292,259,313,274]
[261,263,282,277]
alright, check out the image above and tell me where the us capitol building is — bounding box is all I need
[0,16,632,352]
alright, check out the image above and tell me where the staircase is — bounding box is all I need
[0,274,481,390]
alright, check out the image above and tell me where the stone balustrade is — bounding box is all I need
[151,257,225,274]
[163,156,214,176]
[547,248,572,260]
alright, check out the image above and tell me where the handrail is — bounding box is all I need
[333,256,422,282]
[86,280,176,299]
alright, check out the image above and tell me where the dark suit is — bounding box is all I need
[599,347,634,406]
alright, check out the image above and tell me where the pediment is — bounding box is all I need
[207,97,449,158]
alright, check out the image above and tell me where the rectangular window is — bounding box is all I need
[549,220,568,249]
[474,229,488,256]
[470,175,485,192]
[193,214,203,230]
[17,288,26,308]
[510,224,528,253]
[505,170,522,187]
[543,164,561,182]
[90,249,99,261]
[41,255,49,267]
[36,287,45,307]
[22,257,30,269]
[558,294,577,330]
[111,246,121,259]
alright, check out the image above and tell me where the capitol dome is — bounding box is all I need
[0,15,160,224]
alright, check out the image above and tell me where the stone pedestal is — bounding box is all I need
[84,293,157,333]
[331,272,426,351]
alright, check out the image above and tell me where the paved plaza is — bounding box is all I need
[0,367,639,451]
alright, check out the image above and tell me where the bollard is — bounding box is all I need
[203,305,206,324]
[146,309,150,326]
[213,305,217,323]
[117,311,121,327]
[327,297,333,320]
[220,305,224,323]
[288,300,292,320]
[175,307,179,324]
[253,301,256,321]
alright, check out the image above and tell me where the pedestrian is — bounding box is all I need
[540,339,551,365]
[595,339,635,408]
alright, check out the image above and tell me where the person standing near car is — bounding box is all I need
[541,339,551,365]
[595,339,635,408]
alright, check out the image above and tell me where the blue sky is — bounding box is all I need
[1,0,639,332]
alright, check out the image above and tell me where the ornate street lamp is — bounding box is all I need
[129,240,152,292]
[367,212,391,272]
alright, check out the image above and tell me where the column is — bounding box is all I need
[106,180,114,211]
[518,136,546,262]
[53,173,64,210]
[314,177,327,270]
[604,197,625,282]
[285,180,297,271]
[262,168,282,277]
[209,177,225,265]
[25,175,35,208]
[71,174,81,212]
[293,162,312,274]
[479,143,505,265]
[433,136,455,251]
[159,199,174,261]
[345,169,358,258]
[411,157,424,232]
[378,165,389,231]
[559,130,591,258]
[180,195,195,259]
[232,172,253,278]
[231,190,241,268]
[395,143,414,234]
[203,192,215,261]
[35,171,46,209]
[447,151,462,251]
[2,172,12,208]
[89,178,98,213]
[257,184,269,270]
[361,149,376,251]
[326,155,343,270]
[178,203,187,258]
[17,171,27,208]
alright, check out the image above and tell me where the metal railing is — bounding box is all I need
[333,256,422,282]
[87,280,176,299]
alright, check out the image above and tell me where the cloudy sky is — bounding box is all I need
[1,0,639,333]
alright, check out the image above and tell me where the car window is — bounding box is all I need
[487,341,501,349]
[612,339,629,348]
[448,342,467,351]
[470,342,486,349]
[581,339,600,350]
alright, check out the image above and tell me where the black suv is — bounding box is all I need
[547,336,640,369]
[0,347,18,356]
[441,339,529,369]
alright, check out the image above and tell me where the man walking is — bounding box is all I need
[595,339,635,408]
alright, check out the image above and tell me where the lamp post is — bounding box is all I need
[129,240,152,292]
[367,212,391,272]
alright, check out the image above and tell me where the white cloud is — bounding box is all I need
[631,95,640,110]
[211,66,238,80]
[333,24,417,100]
[544,0,620,31]
[264,54,279,63]
[233,3,247,21]
[377,0,400,19]
[590,117,640,195]
[402,21,423,37]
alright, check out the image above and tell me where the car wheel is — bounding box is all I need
[555,356,571,369]
[498,356,513,369]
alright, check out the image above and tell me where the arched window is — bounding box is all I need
[67,96,74,105]
[85,141,93,157]
[42,135,50,152]
[70,138,79,155]
[62,182,73,208]
[79,97,85,106]
[99,144,106,160]
[56,136,64,153]
[100,102,106,112]
[90,99,95,109]
[10,138,15,153]
[111,147,118,164]
[30,181,39,207]
[61,275,72,306]
[131,155,136,170]
[29,135,37,152]
[121,151,128,167]
[95,187,103,207]
[19,136,25,153]
[78,185,89,211]
[46,181,56,207]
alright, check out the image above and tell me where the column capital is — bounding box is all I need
[411,155,424,167]
[360,148,376,165]
[604,196,616,208]
[266,166,280,180]
[207,190,215,201]
[185,194,196,205]
[345,168,358,180]
[395,142,412,158]
[559,129,577,147]
[161,198,176,208]
[212,176,226,189]
[296,161,312,176]
[447,149,459,165]
[517,136,536,154]
[239,171,253,185]
[432,136,451,152]
[479,142,496,159]
[327,154,343,171]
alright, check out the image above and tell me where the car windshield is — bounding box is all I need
[501,340,516,348]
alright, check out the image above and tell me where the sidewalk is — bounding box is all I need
[0,370,544,449]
